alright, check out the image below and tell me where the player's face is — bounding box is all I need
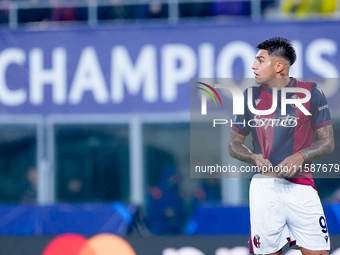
[251,50,277,85]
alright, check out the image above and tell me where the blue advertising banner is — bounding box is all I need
[0,202,135,235]
[0,21,339,115]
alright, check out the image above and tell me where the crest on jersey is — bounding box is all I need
[253,234,261,248]
[290,94,299,108]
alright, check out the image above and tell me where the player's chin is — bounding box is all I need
[254,77,264,84]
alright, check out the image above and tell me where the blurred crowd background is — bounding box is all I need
[0,0,339,27]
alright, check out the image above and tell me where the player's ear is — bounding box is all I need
[276,61,285,74]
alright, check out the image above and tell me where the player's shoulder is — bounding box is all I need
[294,78,326,101]
[294,78,317,91]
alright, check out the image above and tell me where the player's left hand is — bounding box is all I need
[277,152,304,178]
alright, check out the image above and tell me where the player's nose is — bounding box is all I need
[251,61,257,70]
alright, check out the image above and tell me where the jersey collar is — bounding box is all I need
[264,77,296,94]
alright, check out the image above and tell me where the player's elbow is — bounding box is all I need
[228,143,237,159]
[328,139,335,154]
[323,137,335,155]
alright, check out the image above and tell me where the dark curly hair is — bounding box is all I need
[257,37,296,66]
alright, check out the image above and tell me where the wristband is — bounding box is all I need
[298,151,305,161]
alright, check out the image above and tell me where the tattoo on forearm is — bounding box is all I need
[300,125,334,162]
[228,131,255,164]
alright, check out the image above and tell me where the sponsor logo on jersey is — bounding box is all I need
[318,105,329,111]
[251,115,299,129]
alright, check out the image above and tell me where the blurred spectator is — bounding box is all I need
[98,0,132,21]
[133,0,167,19]
[146,166,185,235]
[75,0,89,21]
[281,0,337,18]
[191,178,221,212]
[18,0,51,23]
[21,167,37,203]
[180,2,211,18]
[281,0,317,17]
[261,0,281,18]
[0,0,10,24]
[49,0,77,22]
[320,0,337,15]
[210,0,251,17]
[64,178,85,201]
[148,0,166,18]
[261,0,277,12]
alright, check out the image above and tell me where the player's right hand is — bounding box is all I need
[252,154,272,171]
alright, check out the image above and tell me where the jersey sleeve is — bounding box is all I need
[231,89,250,136]
[310,84,332,130]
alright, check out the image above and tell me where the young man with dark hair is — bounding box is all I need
[228,37,334,255]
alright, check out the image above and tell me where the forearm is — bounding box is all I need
[300,125,334,162]
[228,143,255,164]
[228,132,255,164]
[300,139,334,162]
